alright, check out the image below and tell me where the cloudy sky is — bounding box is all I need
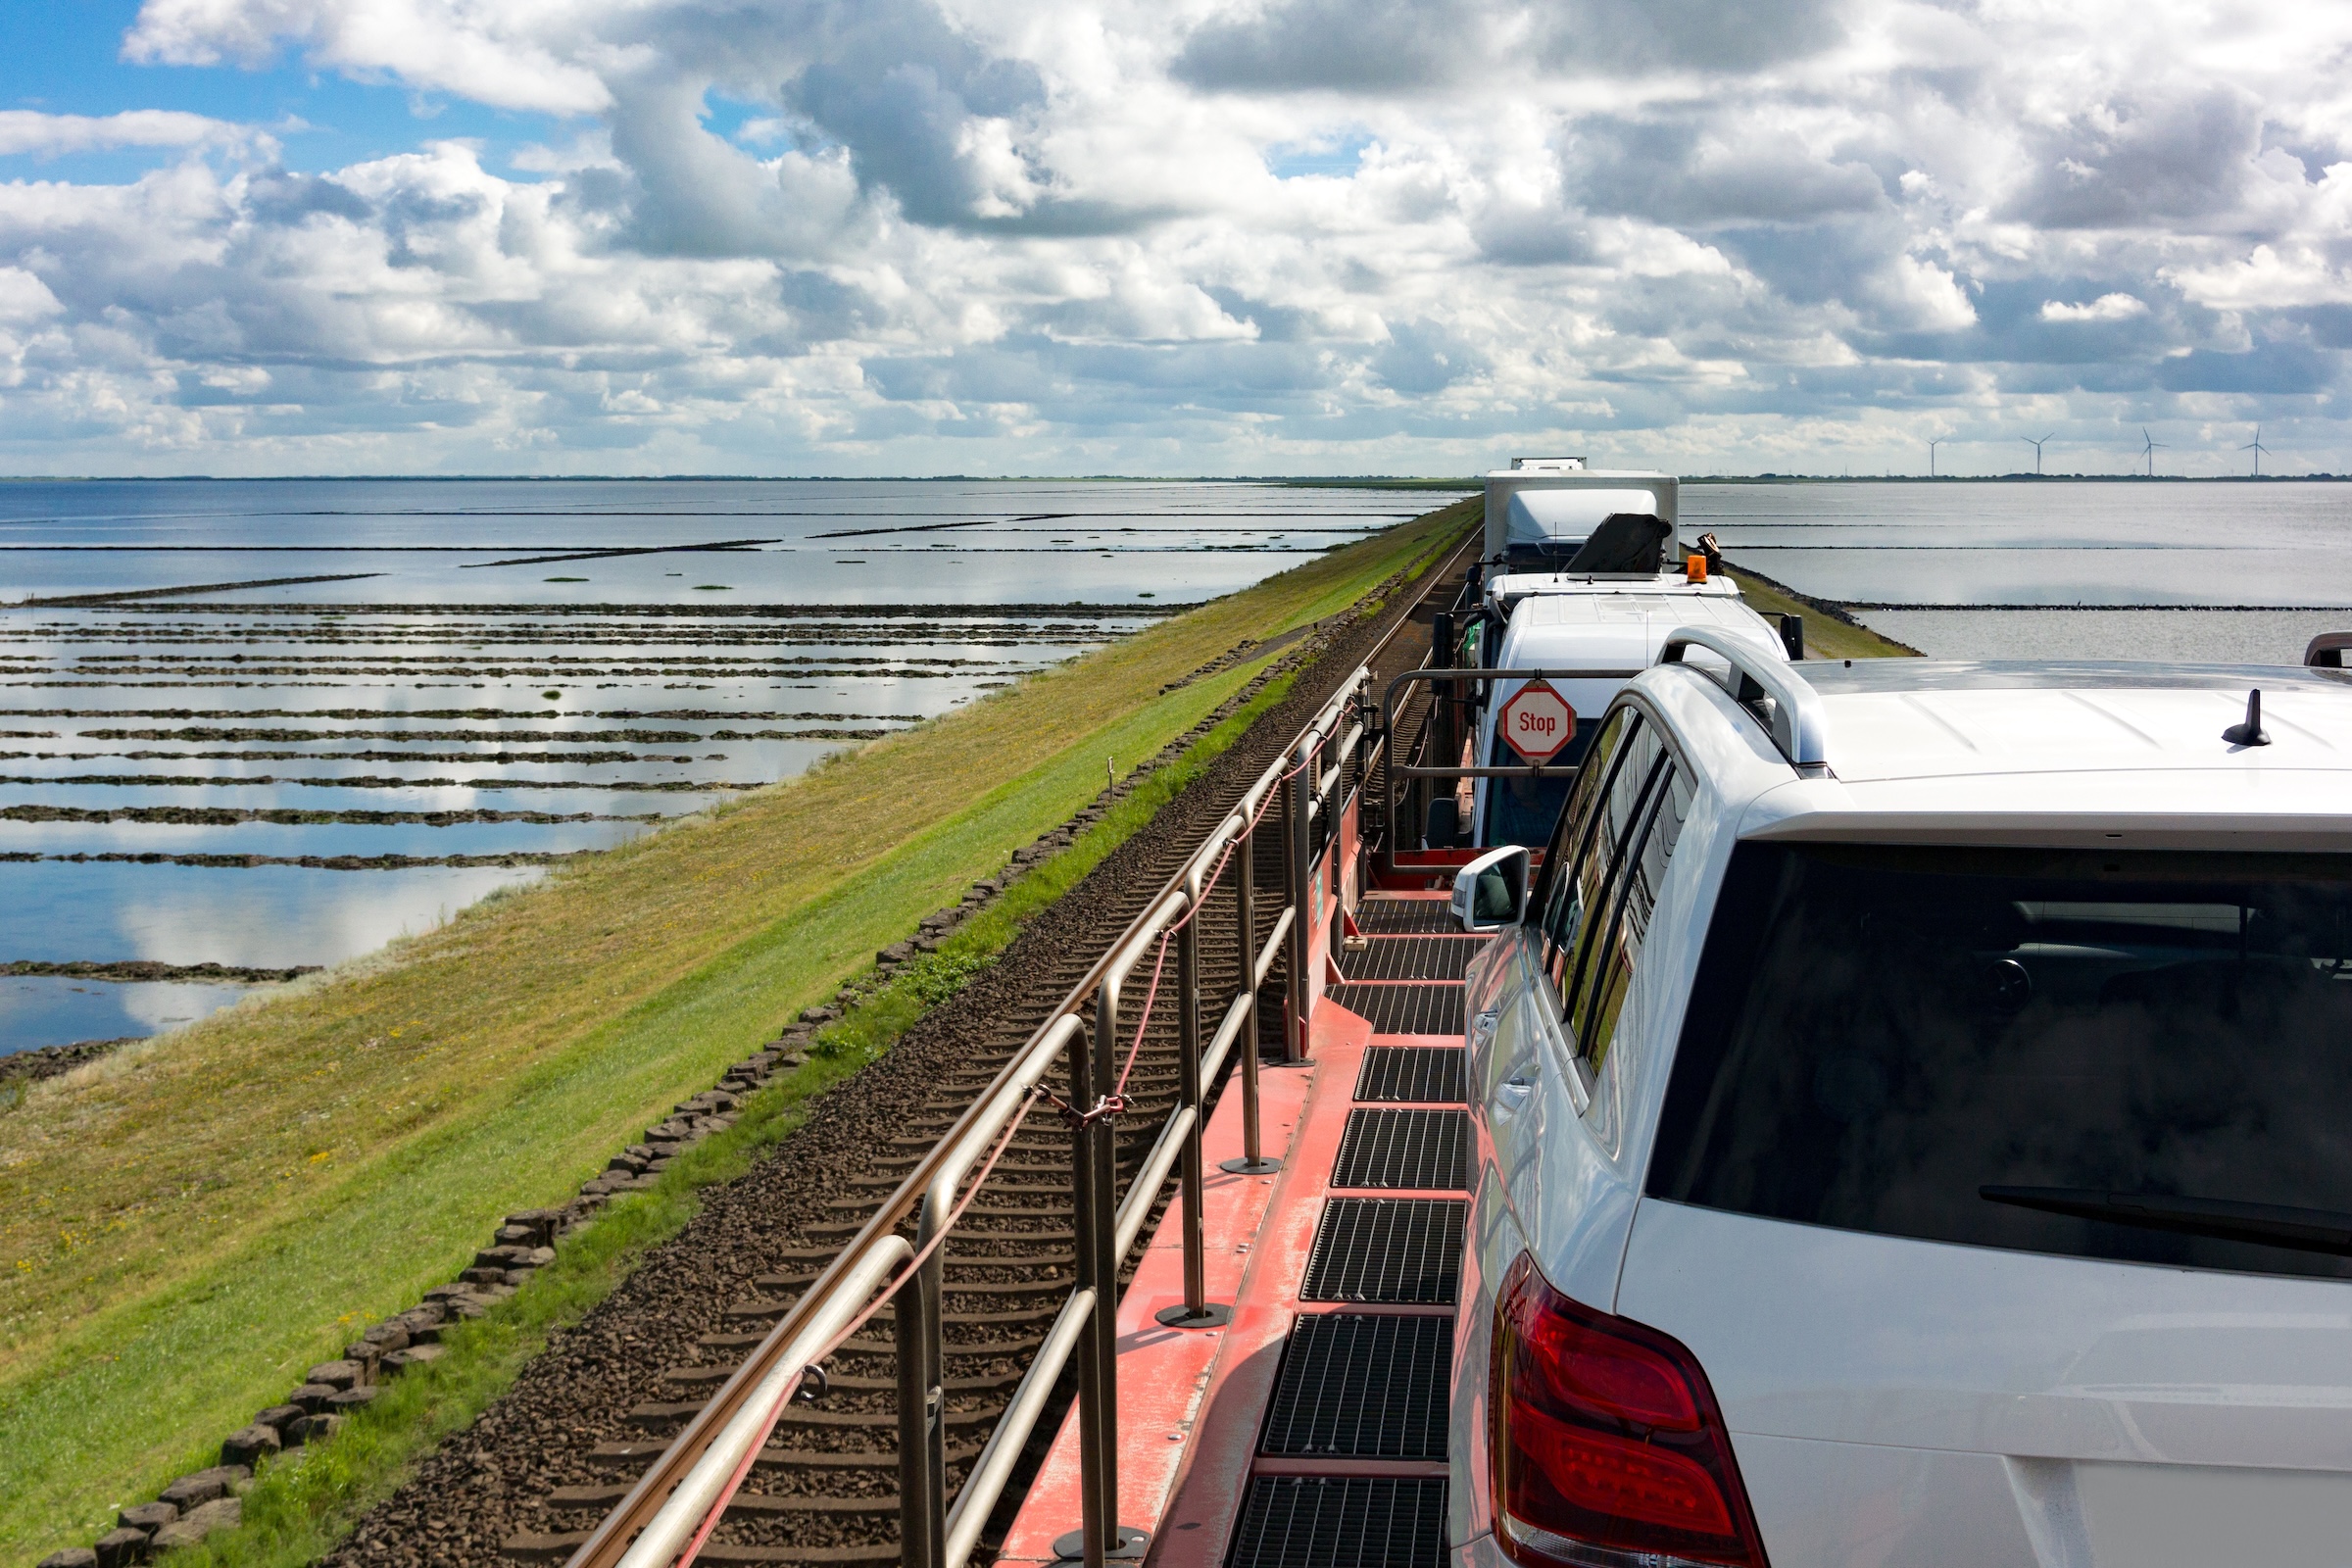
[0,0,2346,476]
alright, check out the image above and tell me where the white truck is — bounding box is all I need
[1420,461,1795,851]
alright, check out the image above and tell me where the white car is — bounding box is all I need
[1447,634,2352,1568]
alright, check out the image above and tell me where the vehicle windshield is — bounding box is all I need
[1482,726,1591,846]
[1648,843,2352,1281]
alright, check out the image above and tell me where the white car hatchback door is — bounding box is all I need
[1618,839,2352,1567]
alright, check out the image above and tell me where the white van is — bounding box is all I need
[1416,460,1791,855]
[1463,588,1787,848]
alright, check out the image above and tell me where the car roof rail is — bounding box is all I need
[1658,625,1831,774]
[2306,631,2352,669]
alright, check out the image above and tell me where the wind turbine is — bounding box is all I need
[1928,437,1945,477]
[2021,432,2056,475]
[2241,425,2271,477]
[2139,427,2168,477]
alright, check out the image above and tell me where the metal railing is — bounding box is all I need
[1377,666,1636,870]
[564,616,1427,1568]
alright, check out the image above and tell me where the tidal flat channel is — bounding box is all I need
[0,478,1436,1051]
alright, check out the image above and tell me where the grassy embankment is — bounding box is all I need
[1721,564,1920,659]
[152,648,1326,1568]
[0,497,1475,1561]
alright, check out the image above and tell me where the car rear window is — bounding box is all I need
[1647,842,2352,1281]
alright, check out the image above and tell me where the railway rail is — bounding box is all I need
[458,539,1472,1568]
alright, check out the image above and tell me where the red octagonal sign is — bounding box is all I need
[1499,679,1577,763]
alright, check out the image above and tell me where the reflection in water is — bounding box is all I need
[0,478,1425,1051]
[1,973,259,1053]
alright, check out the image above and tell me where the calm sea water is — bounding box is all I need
[0,479,1435,1052]
[1682,479,2352,663]
[1690,479,2352,611]
[12,476,2342,1054]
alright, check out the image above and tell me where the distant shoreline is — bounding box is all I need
[0,473,2337,485]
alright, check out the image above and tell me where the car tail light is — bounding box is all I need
[1491,1252,1768,1568]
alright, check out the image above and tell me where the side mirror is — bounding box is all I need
[1450,845,1531,933]
[1424,796,1462,849]
[1778,613,1804,661]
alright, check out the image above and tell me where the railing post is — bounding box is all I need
[1351,681,1374,920]
[1223,818,1278,1175]
[1066,1012,1108,1568]
[1064,1002,1143,1563]
[1282,748,1310,1062]
[1431,613,1455,833]
[896,1266,942,1568]
[1157,879,1228,1328]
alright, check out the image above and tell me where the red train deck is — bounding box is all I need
[998,891,1468,1568]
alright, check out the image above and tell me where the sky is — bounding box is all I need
[0,0,2347,477]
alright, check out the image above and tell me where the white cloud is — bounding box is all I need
[0,268,65,322]
[2164,245,2352,311]
[0,0,2337,473]
[2040,292,2149,322]
[122,0,618,114]
[0,109,246,157]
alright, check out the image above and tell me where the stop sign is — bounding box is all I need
[1498,679,1577,763]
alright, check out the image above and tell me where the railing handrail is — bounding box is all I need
[1378,665,1640,869]
[567,526,1477,1568]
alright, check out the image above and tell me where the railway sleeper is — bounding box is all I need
[752,1260,1071,1290]
[580,1440,982,1475]
[695,1329,1050,1358]
[505,1533,904,1565]
[622,1401,999,1433]
[660,1365,1026,1396]
[843,1159,1069,1189]
[546,1490,914,1520]
[716,1298,1062,1335]
[809,1200,1078,1223]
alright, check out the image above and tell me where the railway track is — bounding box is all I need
[323,537,1468,1568]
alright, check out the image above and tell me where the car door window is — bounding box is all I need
[1558,732,1668,1056]
[1534,707,1640,1004]
[1571,760,1691,1073]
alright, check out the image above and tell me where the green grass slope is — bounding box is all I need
[0,498,1473,1557]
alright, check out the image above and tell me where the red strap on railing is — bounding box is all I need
[1108,738,1325,1095]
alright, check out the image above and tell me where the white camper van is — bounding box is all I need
[1483,458,1680,575]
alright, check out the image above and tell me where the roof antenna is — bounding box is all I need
[2223,688,2270,748]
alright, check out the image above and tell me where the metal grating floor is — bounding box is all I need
[1332,1109,1469,1191]
[1341,937,1477,983]
[1353,900,1456,935]
[1325,984,1465,1038]
[1226,1477,1448,1568]
[1354,1048,1466,1105]
[1259,1314,1452,1459]
[1300,1200,1466,1304]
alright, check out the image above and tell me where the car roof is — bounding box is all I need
[1503,590,1778,637]
[1793,661,2352,783]
[1488,570,1735,599]
[1495,592,1785,676]
[1636,656,2352,837]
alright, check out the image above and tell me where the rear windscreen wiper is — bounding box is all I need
[1980,1186,2352,1257]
